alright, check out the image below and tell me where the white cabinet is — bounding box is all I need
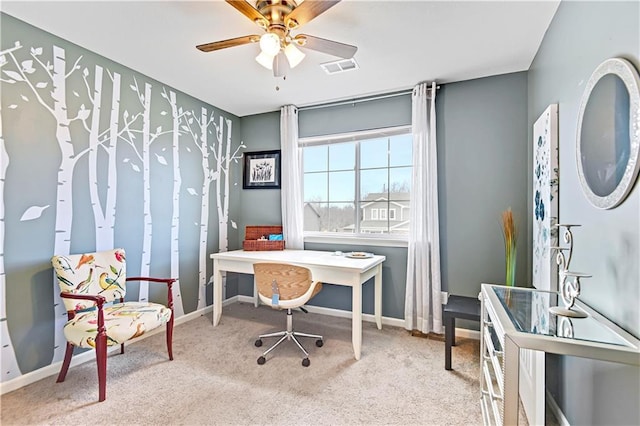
[480,284,640,425]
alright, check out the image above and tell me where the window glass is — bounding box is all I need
[303,202,355,233]
[304,172,327,202]
[329,171,355,202]
[389,167,412,198]
[304,145,327,172]
[389,134,413,167]
[360,138,388,168]
[326,202,356,233]
[360,168,388,200]
[329,142,355,171]
[301,126,412,237]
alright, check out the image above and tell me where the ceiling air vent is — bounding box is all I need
[320,57,359,75]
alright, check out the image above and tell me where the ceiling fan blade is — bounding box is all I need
[286,0,340,28]
[225,0,269,27]
[273,51,290,78]
[196,35,260,52]
[294,34,357,59]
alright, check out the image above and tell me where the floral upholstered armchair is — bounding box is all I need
[51,248,175,402]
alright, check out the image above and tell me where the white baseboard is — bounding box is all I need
[0,305,213,396]
[1,298,480,395]
[455,328,480,340]
[235,294,409,328]
[235,294,480,339]
[546,389,570,426]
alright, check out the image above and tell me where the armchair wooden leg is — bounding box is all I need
[120,343,125,355]
[166,315,174,361]
[57,342,74,383]
[96,332,107,402]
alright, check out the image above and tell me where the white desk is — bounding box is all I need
[210,249,386,360]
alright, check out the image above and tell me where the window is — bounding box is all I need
[301,125,412,237]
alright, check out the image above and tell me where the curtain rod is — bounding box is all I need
[298,85,440,112]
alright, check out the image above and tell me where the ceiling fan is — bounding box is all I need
[196,0,358,77]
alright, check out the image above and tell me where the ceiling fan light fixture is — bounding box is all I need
[259,32,281,57]
[284,43,305,68]
[255,51,274,70]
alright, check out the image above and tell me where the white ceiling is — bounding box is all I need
[1,0,560,117]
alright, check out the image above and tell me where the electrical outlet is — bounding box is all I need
[441,291,449,305]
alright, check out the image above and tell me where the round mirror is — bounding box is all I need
[576,57,640,209]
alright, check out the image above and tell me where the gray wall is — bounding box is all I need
[528,1,639,424]
[439,73,529,298]
[237,72,529,320]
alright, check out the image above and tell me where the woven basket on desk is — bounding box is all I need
[243,225,285,251]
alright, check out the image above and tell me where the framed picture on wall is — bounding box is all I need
[243,150,281,189]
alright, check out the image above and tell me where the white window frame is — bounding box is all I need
[300,125,411,247]
[371,208,379,220]
[389,208,396,220]
[379,209,387,220]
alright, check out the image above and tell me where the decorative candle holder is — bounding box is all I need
[549,224,591,318]
[556,316,575,338]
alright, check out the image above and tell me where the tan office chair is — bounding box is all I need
[253,262,324,367]
[51,248,175,402]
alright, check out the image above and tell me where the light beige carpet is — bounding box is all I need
[1,302,482,425]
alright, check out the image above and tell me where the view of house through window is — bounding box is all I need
[301,126,412,236]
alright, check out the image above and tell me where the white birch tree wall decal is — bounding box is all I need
[161,88,186,317]
[139,81,153,301]
[0,43,23,381]
[215,117,242,253]
[124,79,171,302]
[83,65,122,251]
[2,43,92,362]
[195,108,213,310]
[182,110,243,310]
[183,107,214,310]
[2,43,140,363]
[196,108,217,310]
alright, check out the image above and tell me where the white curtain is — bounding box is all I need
[280,105,304,249]
[404,82,442,334]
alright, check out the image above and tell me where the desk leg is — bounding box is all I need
[212,260,223,326]
[253,277,259,307]
[374,265,382,330]
[352,282,362,360]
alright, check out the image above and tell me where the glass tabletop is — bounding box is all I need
[493,286,632,347]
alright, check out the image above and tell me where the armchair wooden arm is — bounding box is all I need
[126,277,175,310]
[60,292,107,304]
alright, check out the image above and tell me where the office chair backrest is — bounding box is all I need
[253,263,314,301]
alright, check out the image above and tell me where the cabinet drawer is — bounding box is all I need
[481,296,505,425]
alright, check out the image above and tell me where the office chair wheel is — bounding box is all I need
[255,339,263,347]
[302,358,310,367]
[315,339,323,347]
[257,356,266,365]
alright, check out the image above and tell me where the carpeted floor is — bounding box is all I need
[1,302,483,425]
